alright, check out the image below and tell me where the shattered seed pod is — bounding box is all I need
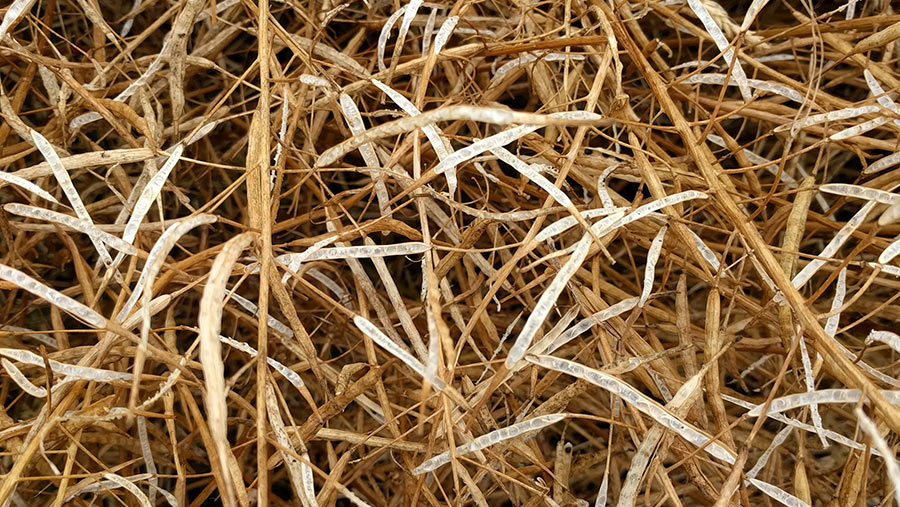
[746,478,810,507]
[830,117,892,141]
[528,354,737,464]
[535,208,626,243]
[797,334,828,446]
[432,16,458,54]
[2,358,50,397]
[353,315,445,390]
[492,53,585,83]
[229,293,294,338]
[855,408,900,507]
[0,264,106,328]
[746,389,900,416]
[687,229,721,272]
[620,191,708,225]
[506,232,594,368]
[865,152,900,175]
[102,473,153,507]
[338,93,390,216]
[218,334,304,389]
[264,381,310,505]
[724,394,876,454]
[371,78,457,193]
[0,171,59,203]
[276,242,429,265]
[377,7,407,72]
[490,146,573,207]
[0,348,131,381]
[434,124,541,175]
[825,268,847,338]
[866,329,900,353]
[548,298,638,354]
[682,74,804,102]
[819,183,900,206]
[412,414,566,474]
[863,69,900,127]
[640,226,667,307]
[0,0,36,41]
[792,201,876,288]
[4,204,137,255]
[31,130,113,265]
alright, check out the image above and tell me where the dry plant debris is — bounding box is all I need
[5,0,900,505]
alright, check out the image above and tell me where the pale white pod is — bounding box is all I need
[432,16,458,54]
[31,130,112,265]
[299,74,330,88]
[434,124,541,175]
[0,263,105,328]
[338,94,390,216]
[529,354,737,464]
[370,78,457,194]
[353,315,445,390]
[0,171,58,204]
[492,53,585,83]
[102,473,152,507]
[218,334,304,390]
[686,229,721,271]
[866,329,900,353]
[686,0,751,100]
[377,7,406,72]
[229,293,293,338]
[746,478,810,507]
[136,416,158,506]
[777,105,881,133]
[825,268,846,337]
[265,381,312,506]
[0,0,35,41]
[0,325,56,348]
[398,0,425,51]
[548,298,639,354]
[535,208,626,244]
[741,0,772,30]
[276,242,429,264]
[505,232,593,368]
[1,358,49,397]
[421,7,437,54]
[412,414,566,474]
[866,152,900,175]
[619,191,708,226]
[305,268,351,308]
[797,335,828,446]
[746,389,900,416]
[640,226,667,306]
[490,146,572,207]
[830,117,891,141]
[4,204,137,255]
[855,407,900,506]
[682,74,804,102]
[596,164,618,208]
[792,201,876,288]
[0,348,131,382]
[879,238,900,265]
[724,393,875,453]
[863,69,900,127]
[879,204,900,226]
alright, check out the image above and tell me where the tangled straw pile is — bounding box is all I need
[4,0,900,505]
